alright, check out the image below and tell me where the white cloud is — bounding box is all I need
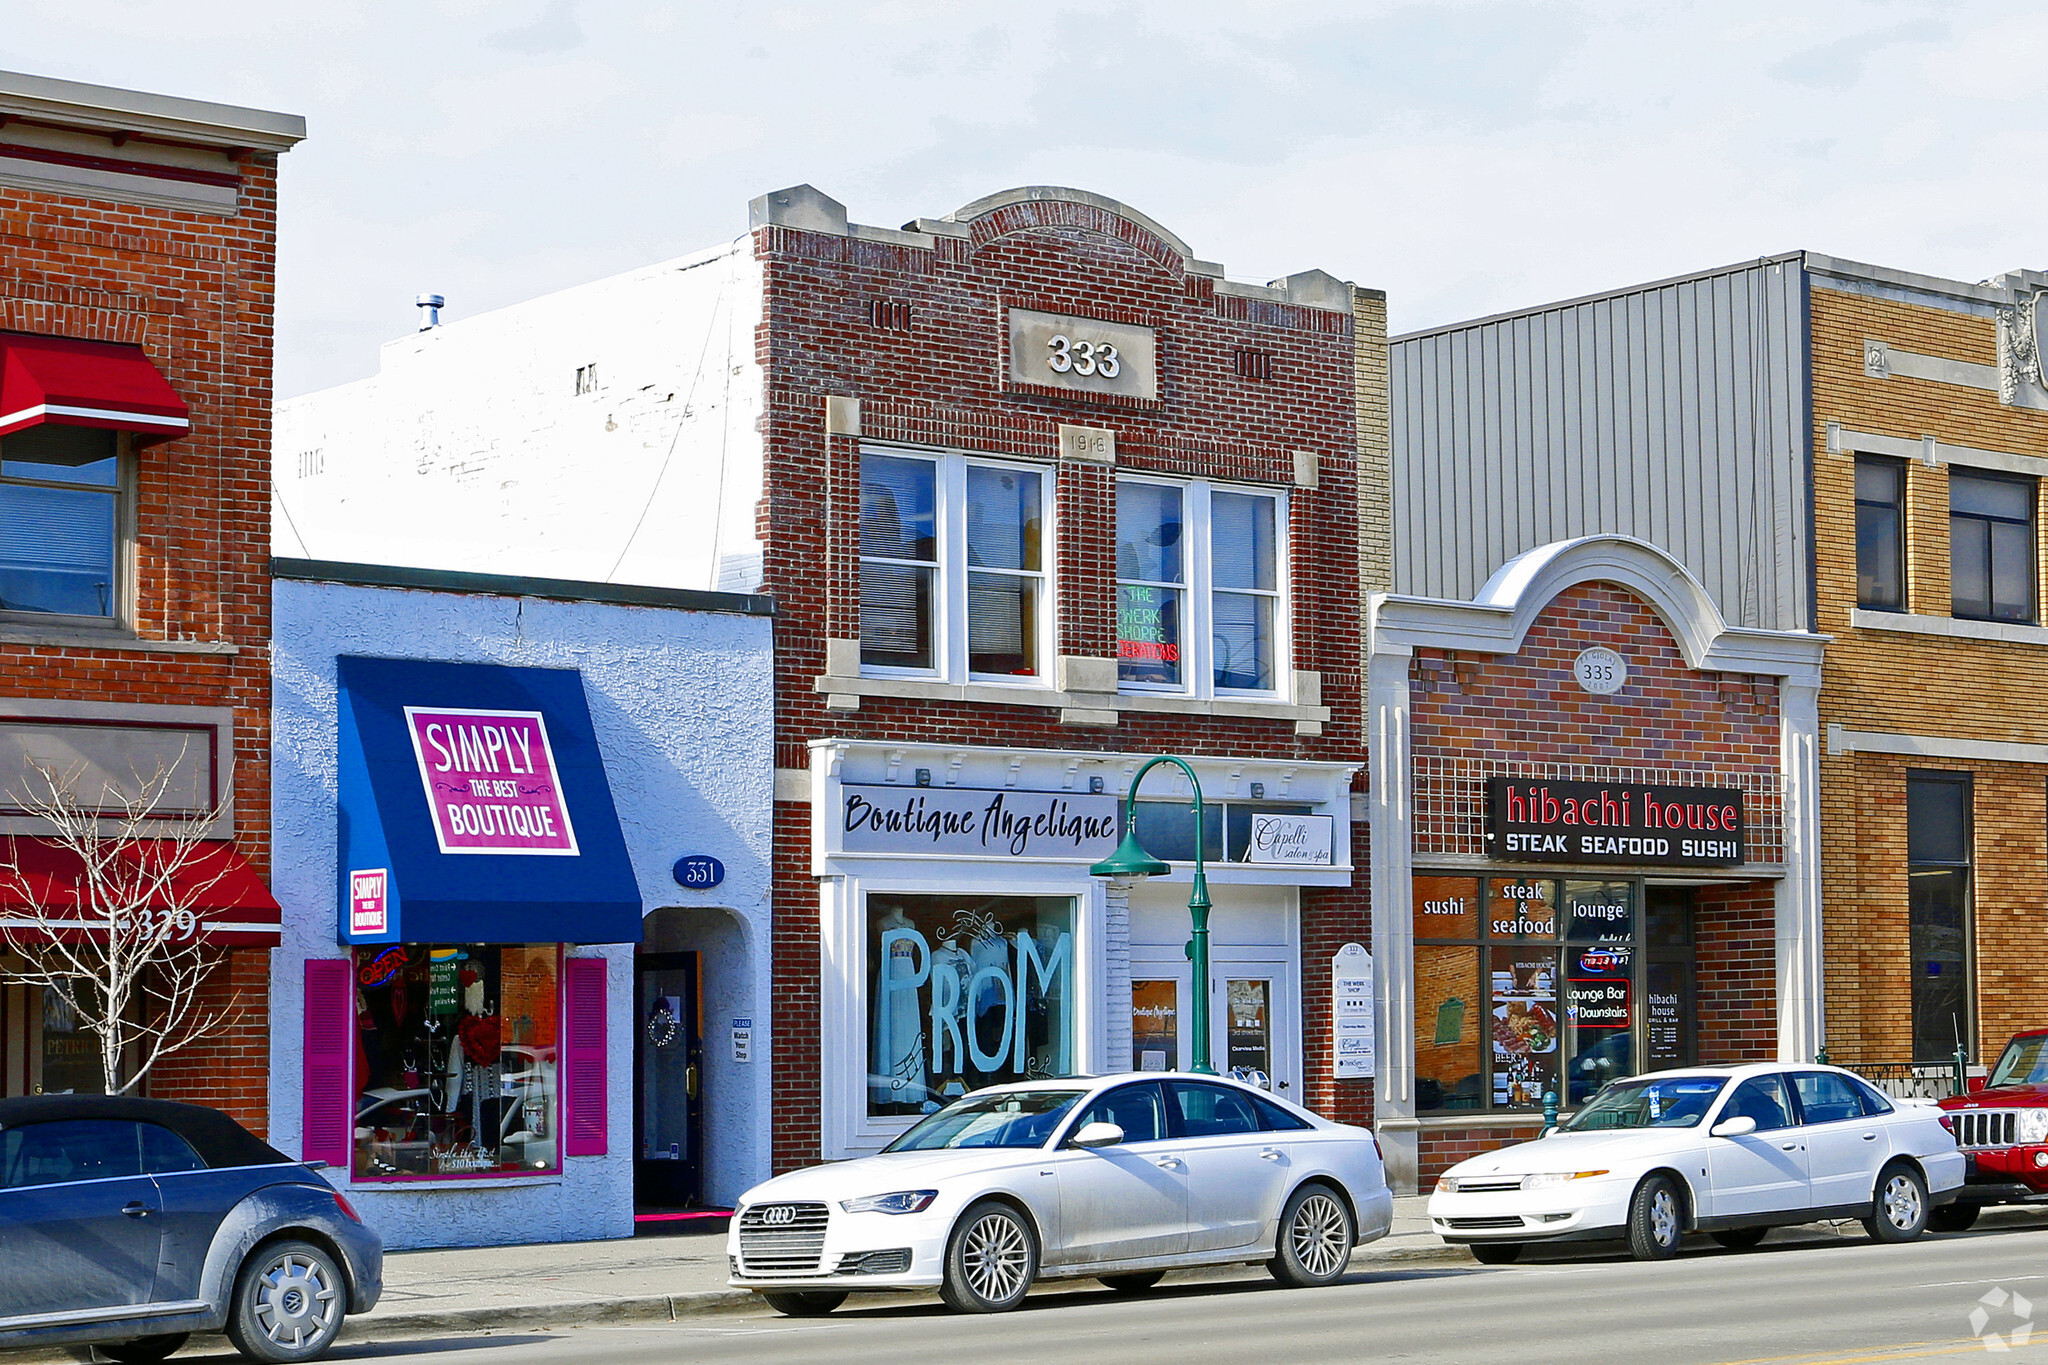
[5,0,2046,394]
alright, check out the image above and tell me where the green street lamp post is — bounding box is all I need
[1089,755,1216,1075]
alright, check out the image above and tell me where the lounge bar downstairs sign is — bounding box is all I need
[1484,778,1745,868]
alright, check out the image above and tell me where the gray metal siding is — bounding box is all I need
[1392,257,1809,630]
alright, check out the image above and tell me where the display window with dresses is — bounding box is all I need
[350,943,561,1179]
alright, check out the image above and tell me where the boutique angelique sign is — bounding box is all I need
[1485,777,1745,867]
[839,785,1120,860]
[405,706,580,856]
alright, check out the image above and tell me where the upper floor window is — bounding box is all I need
[1116,477,1285,695]
[1855,457,1905,610]
[1949,468,2035,624]
[860,449,1046,681]
[0,425,123,621]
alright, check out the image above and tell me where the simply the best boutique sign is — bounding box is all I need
[405,707,580,855]
[839,785,1120,860]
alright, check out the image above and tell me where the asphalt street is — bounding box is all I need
[165,1219,2048,1364]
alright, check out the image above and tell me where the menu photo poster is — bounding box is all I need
[1491,949,1558,1107]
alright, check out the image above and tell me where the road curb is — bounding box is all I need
[339,1241,1482,1339]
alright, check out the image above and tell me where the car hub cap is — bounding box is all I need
[1651,1189,1679,1246]
[962,1214,1030,1303]
[1885,1176,1922,1230]
[1290,1195,1349,1278]
[255,1253,338,1349]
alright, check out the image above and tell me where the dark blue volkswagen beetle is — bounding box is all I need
[0,1094,382,1362]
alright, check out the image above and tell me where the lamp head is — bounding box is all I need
[1089,829,1172,881]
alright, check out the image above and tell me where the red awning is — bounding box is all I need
[0,839,280,948]
[0,334,191,446]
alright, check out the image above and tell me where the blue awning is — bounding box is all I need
[336,656,642,945]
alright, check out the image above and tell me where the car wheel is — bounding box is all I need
[759,1291,847,1316]
[1268,1182,1355,1288]
[1864,1164,1929,1243]
[223,1240,347,1363]
[98,1334,190,1363]
[1930,1201,1981,1233]
[1099,1271,1165,1294]
[1627,1175,1685,1261]
[1468,1243,1522,1265]
[1710,1227,1769,1250]
[940,1200,1038,1313]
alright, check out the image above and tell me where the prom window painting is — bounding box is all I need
[866,893,1075,1117]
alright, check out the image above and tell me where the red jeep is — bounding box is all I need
[1933,1029,2048,1230]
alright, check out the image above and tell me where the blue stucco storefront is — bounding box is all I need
[267,562,773,1249]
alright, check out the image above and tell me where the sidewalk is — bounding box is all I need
[348,1196,1464,1338]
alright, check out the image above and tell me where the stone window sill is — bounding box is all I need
[812,673,1330,725]
[0,624,241,655]
[1849,607,2048,646]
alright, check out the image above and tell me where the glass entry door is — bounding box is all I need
[1128,944,1298,1099]
[635,951,703,1208]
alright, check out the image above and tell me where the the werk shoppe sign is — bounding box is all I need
[1485,777,1745,867]
[841,784,1120,859]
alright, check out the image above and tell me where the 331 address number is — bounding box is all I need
[1047,334,1121,378]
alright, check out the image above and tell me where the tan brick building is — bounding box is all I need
[1811,263,2048,1072]
[0,71,302,1125]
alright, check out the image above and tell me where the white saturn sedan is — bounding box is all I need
[727,1073,1392,1315]
[1428,1062,1965,1263]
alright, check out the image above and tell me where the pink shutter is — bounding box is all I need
[301,959,354,1170]
[562,957,609,1157]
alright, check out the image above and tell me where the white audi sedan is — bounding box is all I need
[728,1073,1392,1314]
[1428,1062,1965,1262]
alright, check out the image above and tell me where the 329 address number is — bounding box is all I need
[1047,335,1121,379]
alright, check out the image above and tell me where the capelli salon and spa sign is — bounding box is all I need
[1485,777,1746,867]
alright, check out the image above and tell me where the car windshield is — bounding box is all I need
[882,1089,1085,1152]
[1989,1036,2048,1088]
[1562,1075,1728,1131]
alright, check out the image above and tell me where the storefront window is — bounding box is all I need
[38,985,108,1095]
[868,894,1075,1117]
[1416,874,1679,1114]
[351,944,560,1179]
[1415,938,1482,1112]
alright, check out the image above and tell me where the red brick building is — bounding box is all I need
[1367,536,1827,1189]
[0,71,303,1123]
[750,186,1371,1166]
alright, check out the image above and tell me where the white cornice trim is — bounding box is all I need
[0,69,304,151]
[1369,535,1828,683]
[1827,723,2048,765]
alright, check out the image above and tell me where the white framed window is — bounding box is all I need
[0,426,132,625]
[859,448,1050,682]
[1116,476,1286,696]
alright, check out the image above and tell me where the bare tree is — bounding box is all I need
[0,751,240,1095]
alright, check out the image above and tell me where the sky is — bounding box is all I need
[5,0,2043,398]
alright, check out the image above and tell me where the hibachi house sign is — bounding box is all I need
[1485,777,1745,867]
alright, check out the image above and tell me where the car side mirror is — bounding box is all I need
[1072,1121,1124,1149]
[1711,1115,1758,1138]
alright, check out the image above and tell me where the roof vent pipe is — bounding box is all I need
[415,293,446,331]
